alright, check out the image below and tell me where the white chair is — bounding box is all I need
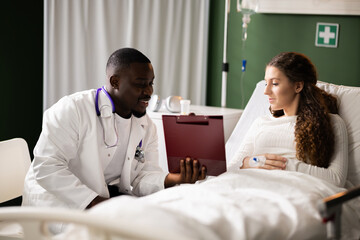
[0,138,31,239]
[0,138,31,204]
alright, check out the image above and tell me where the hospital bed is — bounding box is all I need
[226,80,360,239]
[0,80,359,240]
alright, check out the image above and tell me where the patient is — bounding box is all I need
[228,52,348,187]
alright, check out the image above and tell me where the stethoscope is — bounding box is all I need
[95,86,145,162]
[95,86,118,148]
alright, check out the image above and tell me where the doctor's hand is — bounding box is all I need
[241,154,287,170]
[164,157,207,188]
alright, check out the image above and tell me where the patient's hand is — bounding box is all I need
[164,157,207,188]
[241,154,287,170]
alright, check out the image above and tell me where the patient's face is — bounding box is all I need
[264,66,300,116]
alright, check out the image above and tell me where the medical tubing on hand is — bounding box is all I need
[249,156,266,167]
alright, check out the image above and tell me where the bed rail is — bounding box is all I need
[0,206,176,240]
[318,185,360,240]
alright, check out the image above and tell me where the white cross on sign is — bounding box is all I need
[319,26,335,44]
[315,22,339,48]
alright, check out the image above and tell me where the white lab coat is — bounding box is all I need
[22,89,167,210]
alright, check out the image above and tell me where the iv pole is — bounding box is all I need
[221,0,230,108]
[221,0,258,108]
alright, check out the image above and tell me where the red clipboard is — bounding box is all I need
[162,115,226,176]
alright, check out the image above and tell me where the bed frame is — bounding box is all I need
[318,185,360,239]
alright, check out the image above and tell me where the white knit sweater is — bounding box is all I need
[227,114,348,187]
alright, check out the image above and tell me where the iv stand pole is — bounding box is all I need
[221,0,230,108]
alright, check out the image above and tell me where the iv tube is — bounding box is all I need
[242,14,251,41]
[237,0,258,107]
[237,0,258,41]
[240,14,249,107]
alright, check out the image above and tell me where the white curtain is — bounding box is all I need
[43,0,210,111]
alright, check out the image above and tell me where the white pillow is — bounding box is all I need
[317,81,360,188]
[226,81,269,162]
[226,80,360,188]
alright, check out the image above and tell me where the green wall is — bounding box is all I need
[0,2,43,159]
[207,0,360,109]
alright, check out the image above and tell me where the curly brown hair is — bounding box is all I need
[267,52,338,168]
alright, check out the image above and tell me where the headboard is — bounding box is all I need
[226,80,360,188]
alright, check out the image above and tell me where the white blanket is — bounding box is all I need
[60,170,360,240]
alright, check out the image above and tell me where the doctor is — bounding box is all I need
[23,48,206,211]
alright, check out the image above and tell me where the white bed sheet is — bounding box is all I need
[60,170,360,240]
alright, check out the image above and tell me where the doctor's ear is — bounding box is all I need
[295,81,304,94]
[110,75,119,89]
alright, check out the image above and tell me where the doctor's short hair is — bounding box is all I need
[106,48,151,75]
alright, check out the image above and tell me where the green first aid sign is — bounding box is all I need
[315,22,339,48]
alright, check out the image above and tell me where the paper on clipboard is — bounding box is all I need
[162,115,226,176]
